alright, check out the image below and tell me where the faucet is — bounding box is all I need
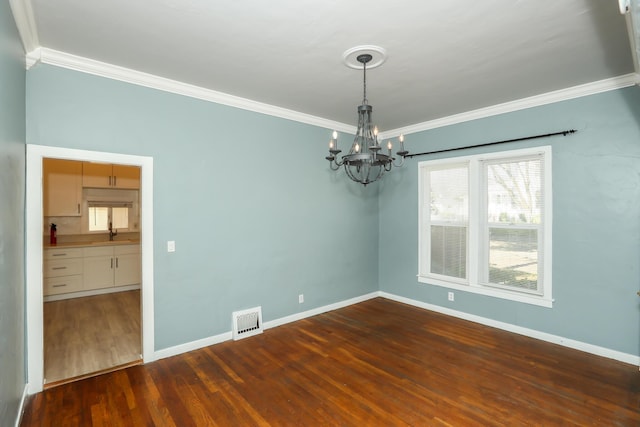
[109,222,118,241]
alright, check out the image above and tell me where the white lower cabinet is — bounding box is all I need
[114,248,141,286]
[43,248,84,296]
[83,245,141,290]
[44,244,140,297]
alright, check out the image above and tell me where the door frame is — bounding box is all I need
[26,144,155,393]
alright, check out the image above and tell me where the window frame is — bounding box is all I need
[87,203,132,233]
[418,146,553,308]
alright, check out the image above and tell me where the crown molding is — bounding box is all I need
[27,48,356,134]
[8,0,39,55]
[381,73,640,139]
[25,48,639,139]
[25,46,41,69]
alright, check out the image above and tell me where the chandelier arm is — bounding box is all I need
[392,156,406,168]
[329,161,341,171]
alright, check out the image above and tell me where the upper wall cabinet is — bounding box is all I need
[82,162,140,189]
[43,158,82,216]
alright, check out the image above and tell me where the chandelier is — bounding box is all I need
[326,52,408,186]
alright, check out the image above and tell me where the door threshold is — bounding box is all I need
[44,359,143,390]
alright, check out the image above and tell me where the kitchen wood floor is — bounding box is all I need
[24,297,640,426]
[43,290,142,386]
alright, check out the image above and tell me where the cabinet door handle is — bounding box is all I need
[77,203,80,214]
[52,253,67,257]
[52,266,67,270]
[52,284,67,288]
[109,175,112,186]
[111,258,113,269]
[116,257,119,268]
[113,176,117,187]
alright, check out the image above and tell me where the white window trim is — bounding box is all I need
[87,204,132,233]
[418,146,553,308]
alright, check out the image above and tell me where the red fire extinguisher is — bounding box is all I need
[50,223,57,245]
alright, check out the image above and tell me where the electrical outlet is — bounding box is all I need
[167,241,176,252]
[298,294,304,304]
[448,292,454,301]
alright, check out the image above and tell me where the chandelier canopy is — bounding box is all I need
[326,52,408,186]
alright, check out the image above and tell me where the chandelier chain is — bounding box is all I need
[362,60,368,105]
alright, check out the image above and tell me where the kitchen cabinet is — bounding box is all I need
[43,158,82,216]
[83,162,140,189]
[83,244,141,291]
[43,247,83,296]
[114,246,141,286]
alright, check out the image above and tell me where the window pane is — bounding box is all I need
[431,225,467,279]
[112,207,129,229]
[89,207,109,231]
[488,228,538,291]
[430,167,468,222]
[487,159,541,224]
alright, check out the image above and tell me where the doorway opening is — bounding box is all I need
[42,157,143,386]
[26,145,154,393]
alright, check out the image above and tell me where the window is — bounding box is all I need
[418,146,552,307]
[88,204,130,231]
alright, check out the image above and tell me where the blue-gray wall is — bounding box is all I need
[24,50,640,370]
[26,65,379,350]
[379,87,640,357]
[0,1,26,424]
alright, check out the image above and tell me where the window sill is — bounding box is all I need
[417,275,553,308]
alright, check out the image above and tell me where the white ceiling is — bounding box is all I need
[16,0,638,134]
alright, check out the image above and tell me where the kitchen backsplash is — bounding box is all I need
[44,188,140,237]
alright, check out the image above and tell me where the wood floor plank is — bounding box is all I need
[43,290,142,384]
[22,298,640,426]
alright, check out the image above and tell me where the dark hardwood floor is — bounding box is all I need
[21,298,640,426]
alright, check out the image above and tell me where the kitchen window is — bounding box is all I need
[88,204,130,232]
[418,146,552,307]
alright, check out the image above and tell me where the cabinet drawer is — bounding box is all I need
[44,275,83,295]
[44,258,83,278]
[83,246,114,257]
[44,247,83,260]
[115,244,140,255]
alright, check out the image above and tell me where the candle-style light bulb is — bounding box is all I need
[399,134,404,143]
[387,141,393,151]
[332,130,338,140]
[373,126,378,136]
[329,140,334,150]
[355,143,360,153]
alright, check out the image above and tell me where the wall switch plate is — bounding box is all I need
[448,292,454,301]
[167,241,176,252]
[298,294,304,304]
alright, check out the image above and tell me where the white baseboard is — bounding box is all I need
[152,331,232,362]
[263,292,379,330]
[151,290,638,368]
[14,384,28,427]
[152,292,379,361]
[379,291,640,366]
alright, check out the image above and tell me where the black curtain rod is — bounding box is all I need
[404,129,577,159]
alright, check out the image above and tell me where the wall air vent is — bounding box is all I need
[232,306,263,340]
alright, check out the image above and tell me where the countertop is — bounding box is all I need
[44,240,140,249]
